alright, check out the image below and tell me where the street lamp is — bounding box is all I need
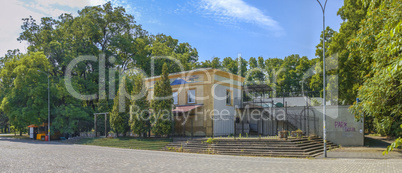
[316,0,328,158]
[38,70,50,142]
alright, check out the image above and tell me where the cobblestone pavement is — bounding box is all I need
[317,147,402,159]
[0,138,401,173]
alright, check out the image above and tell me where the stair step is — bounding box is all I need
[165,136,337,158]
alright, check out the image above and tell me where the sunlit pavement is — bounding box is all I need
[0,138,401,173]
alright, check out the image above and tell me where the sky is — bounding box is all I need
[0,0,344,61]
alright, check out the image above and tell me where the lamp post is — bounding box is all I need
[316,0,327,158]
[38,70,50,142]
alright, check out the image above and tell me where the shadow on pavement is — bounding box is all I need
[0,136,73,146]
[317,136,402,159]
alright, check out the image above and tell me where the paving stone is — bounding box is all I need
[0,138,401,173]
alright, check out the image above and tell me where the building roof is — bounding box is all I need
[170,78,188,86]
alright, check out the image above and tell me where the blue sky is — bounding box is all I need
[0,0,344,61]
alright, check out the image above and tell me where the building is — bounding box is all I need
[145,68,244,136]
[145,68,364,146]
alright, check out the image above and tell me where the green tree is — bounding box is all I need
[0,52,51,134]
[322,0,370,105]
[350,0,402,137]
[264,57,283,96]
[275,54,310,96]
[110,88,130,137]
[151,63,173,136]
[211,57,222,69]
[9,2,199,135]
[310,27,336,98]
[246,57,265,84]
[222,57,248,77]
[222,57,238,74]
[129,74,150,137]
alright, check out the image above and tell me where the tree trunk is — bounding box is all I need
[20,131,22,136]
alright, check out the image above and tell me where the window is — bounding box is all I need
[173,91,178,105]
[187,89,196,103]
[226,89,232,105]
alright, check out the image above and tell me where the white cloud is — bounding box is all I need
[35,0,95,8]
[22,0,107,17]
[0,0,135,57]
[0,1,42,56]
[198,0,283,35]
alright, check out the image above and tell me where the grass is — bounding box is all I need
[0,134,30,139]
[70,137,172,151]
[367,133,383,137]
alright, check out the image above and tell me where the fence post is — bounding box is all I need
[285,101,288,132]
[94,114,97,137]
[300,108,302,131]
[242,120,244,135]
[271,100,274,136]
[105,114,107,137]
[171,115,175,138]
[183,121,186,137]
[191,119,193,139]
[148,121,151,137]
[234,120,236,140]
[307,102,310,136]
[261,114,264,136]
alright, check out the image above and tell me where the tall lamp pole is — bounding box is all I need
[316,0,327,158]
[38,70,50,142]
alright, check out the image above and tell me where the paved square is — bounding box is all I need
[0,138,401,172]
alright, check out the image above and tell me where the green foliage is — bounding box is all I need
[246,57,266,84]
[0,52,51,132]
[110,82,131,136]
[221,57,248,77]
[384,137,402,155]
[0,2,199,135]
[151,63,173,136]
[129,74,150,137]
[350,0,402,137]
[311,98,321,106]
[204,137,217,144]
[384,125,402,155]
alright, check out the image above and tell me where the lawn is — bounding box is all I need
[0,134,30,139]
[70,137,172,151]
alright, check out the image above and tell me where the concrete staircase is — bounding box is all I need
[165,137,338,158]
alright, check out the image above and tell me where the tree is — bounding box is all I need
[0,52,51,134]
[110,88,130,137]
[146,34,198,76]
[196,60,211,68]
[8,2,199,135]
[322,0,369,105]
[222,57,238,74]
[246,57,265,84]
[222,57,248,77]
[310,27,336,98]
[150,63,173,136]
[274,54,311,96]
[211,57,222,69]
[129,74,150,137]
[350,0,402,137]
